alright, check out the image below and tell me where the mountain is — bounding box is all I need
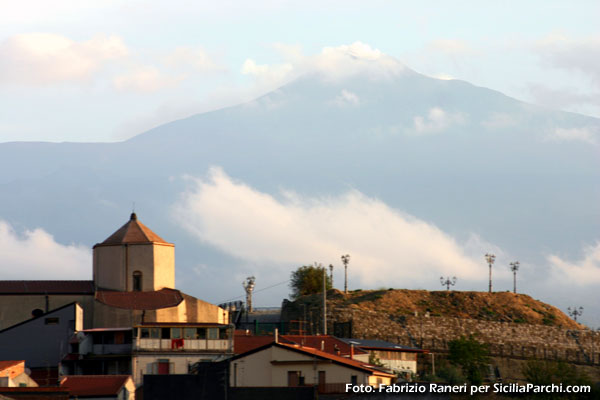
[0,68,598,319]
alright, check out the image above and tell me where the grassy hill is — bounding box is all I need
[301,289,583,329]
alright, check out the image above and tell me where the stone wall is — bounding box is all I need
[283,302,600,365]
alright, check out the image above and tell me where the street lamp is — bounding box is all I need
[440,276,457,291]
[509,261,520,293]
[568,306,584,322]
[485,253,495,293]
[341,254,350,294]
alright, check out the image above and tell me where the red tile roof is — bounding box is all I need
[276,343,395,377]
[234,335,276,354]
[95,288,183,310]
[282,335,368,357]
[0,360,23,371]
[94,213,171,247]
[60,375,131,397]
[0,280,94,294]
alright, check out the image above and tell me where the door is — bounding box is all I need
[318,371,326,391]
[287,371,299,387]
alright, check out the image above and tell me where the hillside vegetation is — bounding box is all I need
[317,289,583,329]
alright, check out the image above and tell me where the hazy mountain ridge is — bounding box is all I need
[0,70,598,316]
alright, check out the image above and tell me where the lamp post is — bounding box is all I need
[440,276,457,291]
[509,261,520,293]
[568,306,584,322]
[485,253,495,293]
[329,264,334,288]
[341,254,350,294]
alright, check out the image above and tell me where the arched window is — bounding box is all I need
[133,271,142,292]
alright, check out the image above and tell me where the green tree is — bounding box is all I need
[290,264,332,299]
[447,335,489,384]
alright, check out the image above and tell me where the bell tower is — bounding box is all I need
[92,213,175,292]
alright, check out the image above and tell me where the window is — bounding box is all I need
[351,375,357,385]
[161,328,171,339]
[207,328,218,340]
[133,271,142,291]
[287,371,299,387]
[140,328,150,338]
[150,328,160,339]
[171,328,182,339]
[219,327,229,339]
[197,328,206,339]
[44,317,59,325]
[184,328,197,339]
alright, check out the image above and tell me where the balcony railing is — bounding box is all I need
[133,338,230,352]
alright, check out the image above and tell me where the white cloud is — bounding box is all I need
[172,168,486,289]
[113,66,183,93]
[547,126,599,145]
[548,243,600,286]
[0,33,127,85]
[330,89,360,107]
[241,58,294,85]
[0,221,90,279]
[413,107,466,134]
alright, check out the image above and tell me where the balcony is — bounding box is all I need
[134,338,230,352]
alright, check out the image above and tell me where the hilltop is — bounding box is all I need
[290,288,583,329]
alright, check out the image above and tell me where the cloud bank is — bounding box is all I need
[0,221,90,279]
[172,168,484,289]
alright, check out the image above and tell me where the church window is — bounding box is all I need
[133,271,142,291]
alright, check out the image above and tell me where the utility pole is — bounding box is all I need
[341,254,350,294]
[510,261,520,293]
[440,276,457,291]
[485,253,495,293]
[323,267,327,335]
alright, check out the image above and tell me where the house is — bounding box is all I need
[62,322,233,386]
[0,303,83,385]
[340,338,427,377]
[229,341,395,393]
[0,360,38,387]
[60,375,135,400]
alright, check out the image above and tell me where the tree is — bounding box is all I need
[290,264,332,299]
[447,335,489,384]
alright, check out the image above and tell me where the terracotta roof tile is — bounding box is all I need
[276,343,395,377]
[95,288,183,310]
[94,213,171,247]
[0,360,23,371]
[60,375,131,396]
[0,281,94,294]
[282,335,368,357]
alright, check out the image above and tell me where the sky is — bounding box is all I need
[1,0,599,143]
[1,1,599,326]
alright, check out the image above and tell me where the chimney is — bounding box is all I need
[321,340,325,351]
[350,344,354,359]
[274,328,279,344]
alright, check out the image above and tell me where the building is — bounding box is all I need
[0,213,228,331]
[0,361,38,388]
[0,213,231,388]
[340,338,427,377]
[229,341,395,393]
[62,322,234,385]
[60,375,135,400]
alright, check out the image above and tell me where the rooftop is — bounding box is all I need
[60,375,131,397]
[94,212,172,247]
[0,280,94,295]
[95,288,183,310]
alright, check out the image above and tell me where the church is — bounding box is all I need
[0,213,231,386]
[0,212,228,330]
